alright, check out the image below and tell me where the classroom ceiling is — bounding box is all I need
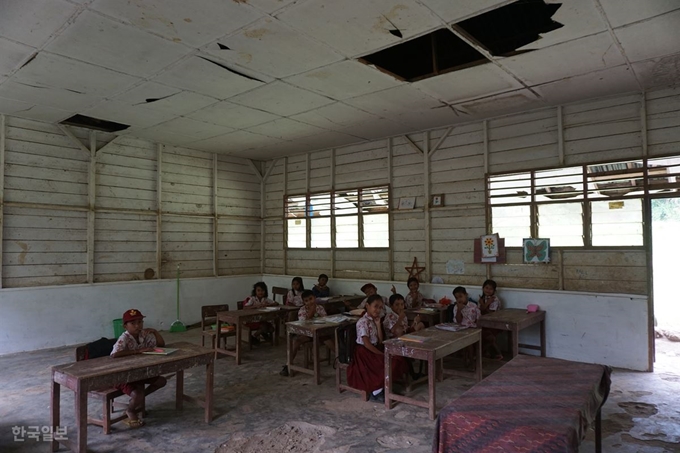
[0,0,679,160]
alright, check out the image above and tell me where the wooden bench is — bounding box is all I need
[334,326,369,401]
[200,304,236,350]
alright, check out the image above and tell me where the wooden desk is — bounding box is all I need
[286,316,356,385]
[317,295,364,313]
[51,342,214,453]
[215,308,288,365]
[476,308,546,358]
[433,355,611,453]
[383,327,482,420]
[406,306,446,327]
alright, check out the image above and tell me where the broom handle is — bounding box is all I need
[176,264,180,318]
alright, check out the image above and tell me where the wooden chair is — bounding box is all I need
[75,342,136,434]
[302,340,332,369]
[200,304,235,350]
[272,286,288,304]
[334,327,369,401]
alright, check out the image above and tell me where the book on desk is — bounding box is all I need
[142,347,178,355]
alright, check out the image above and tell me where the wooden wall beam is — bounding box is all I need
[57,125,90,156]
[87,131,96,283]
[423,131,431,282]
[213,153,219,277]
[156,144,163,279]
[0,115,5,288]
[387,138,394,281]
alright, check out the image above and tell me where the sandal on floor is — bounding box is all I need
[123,418,145,429]
[494,354,504,361]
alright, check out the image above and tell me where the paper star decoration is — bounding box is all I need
[405,257,425,280]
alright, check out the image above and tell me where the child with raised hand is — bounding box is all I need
[110,309,167,428]
[404,277,424,309]
[384,294,425,338]
[348,295,408,403]
[312,273,330,298]
[286,276,305,307]
[244,281,278,345]
[478,279,503,360]
[357,283,390,317]
[280,290,334,376]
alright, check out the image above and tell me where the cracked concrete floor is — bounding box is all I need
[0,329,678,453]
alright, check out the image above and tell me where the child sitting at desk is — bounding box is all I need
[286,276,305,307]
[384,294,425,338]
[110,309,167,429]
[348,295,408,403]
[312,273,330,298]
[357,283,390,317]
[244,281,279,345]
[450,286,482,327]
[478,279,503,360]
[279,290,335,376]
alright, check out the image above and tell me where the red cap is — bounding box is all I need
[123,309,145,323]
[361,283,376,293]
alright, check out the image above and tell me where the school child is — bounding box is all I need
[286,277,305,306]
[110,309,167,428]
[347,295,408,403]
[312,273,331,298]
[404,277,424,309]
[450,286,482,327]
[357,283,390,316]
[244,281,278,345]
[383,294,425,339]
[280,290,335,376]
[478,279,503,360]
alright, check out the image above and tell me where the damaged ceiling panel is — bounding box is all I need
[0,0,678,158]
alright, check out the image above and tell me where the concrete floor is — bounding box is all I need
[0,329,679,453]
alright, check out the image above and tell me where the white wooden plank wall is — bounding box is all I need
[0,115,261,287]
[263,89,680,295]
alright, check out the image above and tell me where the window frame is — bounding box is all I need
[485,156,680,249]
[284,185,391,250]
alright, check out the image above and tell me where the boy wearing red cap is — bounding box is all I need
[110,309,167,428]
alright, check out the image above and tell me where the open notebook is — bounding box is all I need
[142,347,178,355]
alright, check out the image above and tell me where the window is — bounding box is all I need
[285,186,390,248]
[486,156,680,247]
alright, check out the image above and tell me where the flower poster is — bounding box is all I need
[480,234,499,263]
[523,238,550,263]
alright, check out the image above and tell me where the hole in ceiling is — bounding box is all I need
[60,114,129,133]
[217,43,231,50]
[456,0,562,57]
[358,0,562,82]
[359,28,488,82]
[198,56,266,83]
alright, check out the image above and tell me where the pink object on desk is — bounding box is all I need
[526,304,539,313]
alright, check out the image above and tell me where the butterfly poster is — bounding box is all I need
[523,238,550,263]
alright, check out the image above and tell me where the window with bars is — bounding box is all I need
[488,156,680,247]
[285,186,390,249]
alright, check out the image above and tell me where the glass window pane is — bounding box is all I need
[286,195,306,218]
[592,199,643,246]
[492,205,530,247]
[489,172,531,205]
[334,191,358,215]
[363,214,389,247]
[587,160,645,199]
[360,186,389,214]
[534,166,584,202]
[309,193,331,217]
[287,219,306,248]
[538,203,583,246]
[336,215,358,248]
[311,218,331,248]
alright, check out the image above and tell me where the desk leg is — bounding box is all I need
[74,383,87,453]
[428,353,436,420]
[235,321,242,365]
[286,330,294,378]
[511,329,519,358]
[215,318,221,360]
[205,360,214,424]
[51,378,60,452]
[273,315,279,347]
[475,337,483,382]
[540,319,546,357]
[384,350,393,410]
[595,408,602,453]
[313,332,320,385]
[176,370,184,410]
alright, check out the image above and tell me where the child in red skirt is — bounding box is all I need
[347,294,408,403]
[110,309,167,428]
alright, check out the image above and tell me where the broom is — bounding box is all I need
[170,264,187,332]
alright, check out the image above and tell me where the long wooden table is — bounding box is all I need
[384,326,482,420]
[432,355,611,453]
[51,341,214,453]
[476,308,546,358]
[317,295,365,313]
[215,307,291,365]
[286,315,357,384]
